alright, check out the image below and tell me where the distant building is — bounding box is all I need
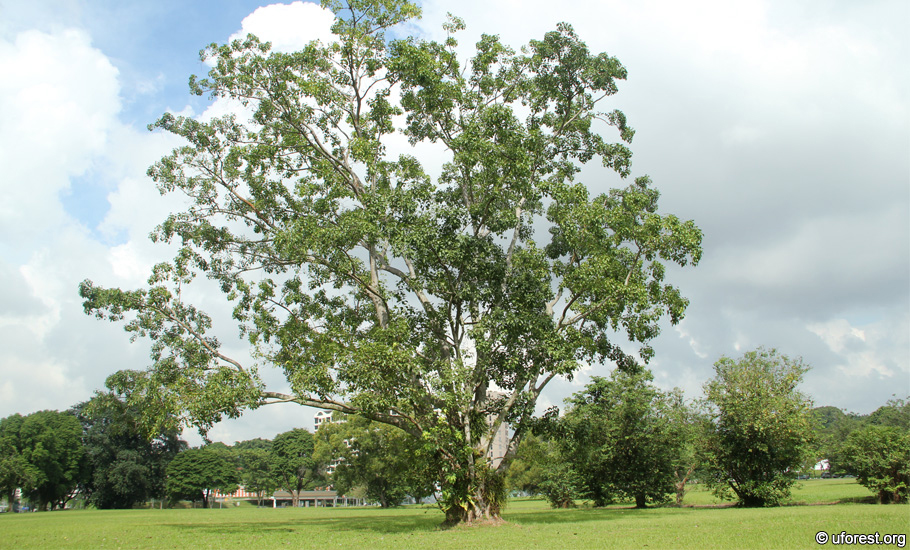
[313,410,334,432]
[314,409,347,475]
[211,487,365,507]
[486,392,511,468]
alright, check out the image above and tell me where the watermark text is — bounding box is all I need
[816,531,906,548]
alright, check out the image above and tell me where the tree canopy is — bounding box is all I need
[702,348,813,507]
[315,414,435,507]
[271,428,321,508]
[0,410,85,510]
[553,370,679,508]
[79,0,701,523]
[166,447,238,508]
[72,394,185,509]
[236,448,279,506]
[0,414,41,511]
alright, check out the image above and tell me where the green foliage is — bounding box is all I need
[866,397,910,430]
[72,394,186,509]
[0,414,41,510]
[841,425,909,504]
[78,0,701,523]
[555,369,679,508]
[315,414,435,507]
[809,405,859,476]
[166,447,238,508]
[0,410,86,510]
[664,388,707,505]
[702,348,814,507]
[232,438,273,452]
[810,397,909,478]
[235,448,278,506]
[271,428,321,507]
[539,461,581,509]
[504,432,549,496]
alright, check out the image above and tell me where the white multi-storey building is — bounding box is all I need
[313,409,347,475]
[313,409,335,432]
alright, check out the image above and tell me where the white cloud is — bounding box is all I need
[229,1,336,52]
[808,319,866,354]
[674,323,710,359]
[0,23,182,420]
[0,28,120,244]
[808,317,905,379]
[1,0,906,441]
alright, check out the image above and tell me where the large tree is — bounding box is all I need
[78,0,701,523]
[702,348,814,507]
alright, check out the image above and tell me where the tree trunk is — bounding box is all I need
[443,493,502,525]
[739,493,765,507]
[440,464,506,526]
[675,465,694,506]
[634,494,647,508]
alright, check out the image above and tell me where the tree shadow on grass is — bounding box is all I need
[786,496,879,506]
[503,505,691,526]
[165,504,705,535]
[165,511,445,536]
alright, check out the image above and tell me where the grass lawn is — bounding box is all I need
[1,480,907,549]
[680,477,879,506]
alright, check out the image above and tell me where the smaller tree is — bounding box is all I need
[665,389,707,505]
[0,414,41,511]
[539,461,582,509]
[16,410,86,510]
[505,432,549,497]
[841,425,909,504]
[237,449,278,506]
[73,394,185,509]
[166,448,238,508]
[271,429,321,507]
[556,369,678,508]
[315,415,435,507]
[702,348,813,507]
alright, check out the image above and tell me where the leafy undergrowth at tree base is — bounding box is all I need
[441,516,508,530]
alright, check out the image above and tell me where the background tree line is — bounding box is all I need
[506,349,909,508]
[2,348,907,512]
[0,391,433,511]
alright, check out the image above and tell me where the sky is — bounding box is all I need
[1,0,907,445]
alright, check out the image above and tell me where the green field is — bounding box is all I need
[2,480,907,549]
